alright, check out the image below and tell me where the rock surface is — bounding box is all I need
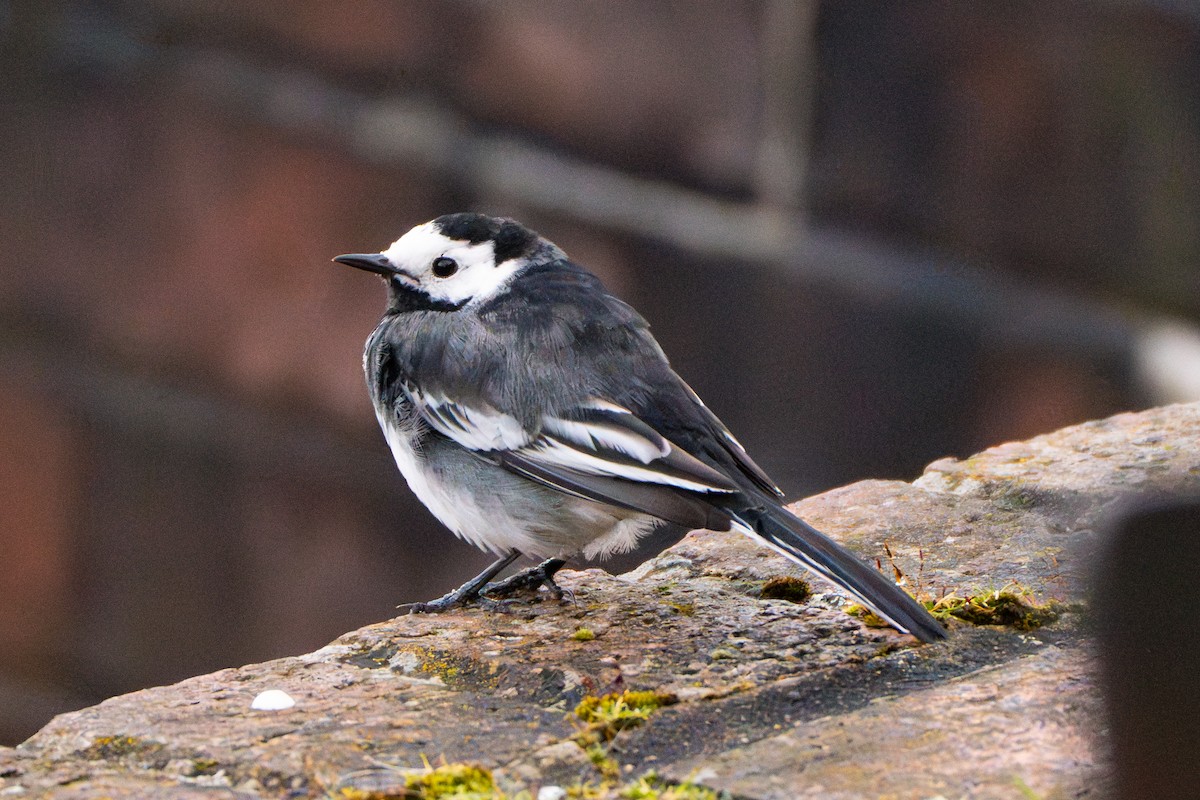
[4,403,1199,799]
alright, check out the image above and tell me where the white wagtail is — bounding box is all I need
[335,213,945,642]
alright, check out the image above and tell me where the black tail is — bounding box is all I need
[732,503,946,643]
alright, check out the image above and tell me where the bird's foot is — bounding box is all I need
[481,558,572,603]
[397,550,522,614]
[397,590,508,615]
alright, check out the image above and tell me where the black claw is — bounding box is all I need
[397,590,471,615]
[398,602,439,615]
[537,574,578,604]
[399,589,517,615]
[542,577,564,600]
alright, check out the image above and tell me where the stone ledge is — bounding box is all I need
[4,403,1198,799]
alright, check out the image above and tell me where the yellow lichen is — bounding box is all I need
[79,735,162,761]
[394,647,502,691]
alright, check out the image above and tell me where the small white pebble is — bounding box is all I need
[537,787,567,800]
[250,689,295,711]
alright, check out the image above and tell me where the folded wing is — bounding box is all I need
[407,388,739,529]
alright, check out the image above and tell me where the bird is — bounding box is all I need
[334,213,946,642]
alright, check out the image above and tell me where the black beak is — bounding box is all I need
[333,253,398,276]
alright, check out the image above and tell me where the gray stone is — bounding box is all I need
[4,402,1198,798]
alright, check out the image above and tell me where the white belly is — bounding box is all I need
[376,409,658,559]
[377,411,485,540]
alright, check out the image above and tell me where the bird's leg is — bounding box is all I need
[481,557,570,601]
[398,550,522,614]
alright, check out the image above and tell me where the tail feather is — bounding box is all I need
[732,504,946,643]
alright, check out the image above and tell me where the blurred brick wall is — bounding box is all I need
[814,2,1200,320]
[1,1,1196,743]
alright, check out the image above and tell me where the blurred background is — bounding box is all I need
[2,0,1199,744]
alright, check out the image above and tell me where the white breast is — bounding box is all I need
[377,407,469,535]
[375,403,661,560]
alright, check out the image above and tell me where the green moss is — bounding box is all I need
[335,759,713,800]
[926,587,1060,631]
[848,584,1061,632]
[337,789,390,800]
[759,576,812,603]
[990,479,1041,511]
[571,627,597,642]
[668,601,696,616]
[189,757,220,776]
[560,764,724,799]
[335,762,522,799]
[1013,776,1046,800]
[404,763,500,799]
[844,604,890,628]
[574,690,678,741]
[617,772,722,799]
[585,743,621,781]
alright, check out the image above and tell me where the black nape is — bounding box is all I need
[432,212,537,265]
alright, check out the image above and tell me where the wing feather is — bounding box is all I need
[675,378,782,498]
[409,387,532,451]
[497,451,733,531]
[407,389,738,497]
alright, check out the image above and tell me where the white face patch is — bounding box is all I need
[379,221,525,307]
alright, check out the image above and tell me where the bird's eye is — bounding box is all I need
[432,256,459,278]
